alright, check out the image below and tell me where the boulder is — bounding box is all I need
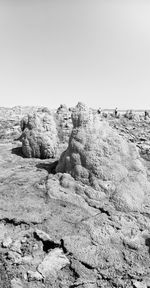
[2,236,12,248]
[34,228,60,245]
[20,112,58,159]
[56,104,150,211]
[37,248,69,278]
[27,270,43,281]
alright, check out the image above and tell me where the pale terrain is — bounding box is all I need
[0,104,150,288]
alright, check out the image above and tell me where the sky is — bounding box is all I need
[0,0,150,109]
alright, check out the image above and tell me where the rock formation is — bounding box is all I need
[55,104,72,143]
[56,104,150,211]
[20,112,58,159]
[1,105,150,287]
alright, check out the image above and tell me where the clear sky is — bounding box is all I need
[0,0,150,109]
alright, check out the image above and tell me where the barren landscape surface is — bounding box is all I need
[0,104,150,288]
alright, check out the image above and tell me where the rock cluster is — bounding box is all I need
[56,104,150,211]
[1,104,150,287]
[20,112,58,159]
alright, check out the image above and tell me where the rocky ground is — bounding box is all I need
[0,105,150,288]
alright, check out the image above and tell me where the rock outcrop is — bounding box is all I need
[20,112,58,159]
[55,104,72,144]
[56,104,150,211]
[1,105,150,288]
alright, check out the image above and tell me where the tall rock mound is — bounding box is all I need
[55,104,72,143]
[56,104,150,211]
[20,112,58,159]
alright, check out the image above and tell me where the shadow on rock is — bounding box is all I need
[36,160,58,174]
[11,146,25,158]
[145,238,150,254]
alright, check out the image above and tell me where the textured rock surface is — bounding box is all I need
[56,105,150,211]
[20,112,58,159]
[109,116,150,161]
[55,105,72,141]
[37,248,70,278]
[55,104,73,155]
[0,105,150,287]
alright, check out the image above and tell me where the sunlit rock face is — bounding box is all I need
[20,112,58,159]
[56,103,150,211]
[55,104,72,144]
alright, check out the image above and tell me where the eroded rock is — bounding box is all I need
[20,112,58,159]
[56,104,150,211]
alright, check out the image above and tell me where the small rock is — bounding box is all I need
[2,236,12,248]
[21,237,28,244]
[32,243,39,250]
[132,280,147,288]
[27,270,43,281]
[37,248,70,278]
[7,251,22,264]
[11,239,22,253]
[34,229,60,245]
[23,273,28,281]
[35,229,51,242]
